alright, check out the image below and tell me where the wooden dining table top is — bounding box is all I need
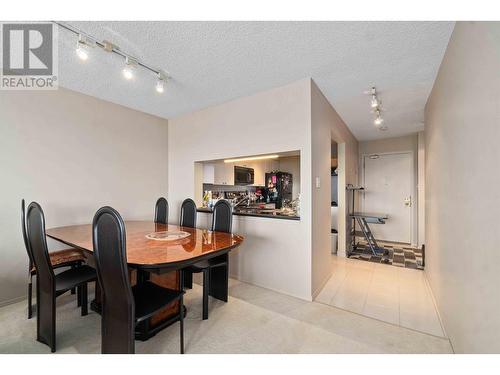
[46,221,244,268]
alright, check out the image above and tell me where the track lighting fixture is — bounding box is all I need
[122,56,138,80]
[54,22,171,93]
[368,86,387,131]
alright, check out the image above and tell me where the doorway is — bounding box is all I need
[362,152,414,244]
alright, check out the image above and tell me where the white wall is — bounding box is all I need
[425,22,500,353]
[358,134,420,246]
[0,88,168,306]
[359,134,418,155]
[168,79,314,300]
[310,81,358,296]
[417,131,425,247]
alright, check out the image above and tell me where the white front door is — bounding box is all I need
[362,152,413,243]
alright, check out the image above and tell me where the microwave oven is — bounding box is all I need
[234,166,254,185]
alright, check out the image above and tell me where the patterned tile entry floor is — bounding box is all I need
[349,240,424,270]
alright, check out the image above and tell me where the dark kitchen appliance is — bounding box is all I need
[265,172,293,209]
[234,166,254,185]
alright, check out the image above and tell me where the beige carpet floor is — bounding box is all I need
[0,278,452,354]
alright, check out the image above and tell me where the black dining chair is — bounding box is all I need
[154,197,168,224]
[183,199,232,320]
[92,206,185,354]
[21,199,85,319]
[180,198,197,228]
[25,202,96,352]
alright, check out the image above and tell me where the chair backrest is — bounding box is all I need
[21,199,34,268]
[92,206,135,354]
[211,199,233,233]
[180,198,197,228]
[154,197,168,224]
[25,202,55,289]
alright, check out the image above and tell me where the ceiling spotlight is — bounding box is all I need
[76,34,94,61]
[76,43,88,61]
[156,72,167,93]
[122,56,138,80]
[373,109,384,129]
[156,80,164,93]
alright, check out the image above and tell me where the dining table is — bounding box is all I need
[46,220,244,340]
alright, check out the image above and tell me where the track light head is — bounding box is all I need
[374,109,385,128]
[156,71,167,93]
[76,34,94,61]
[76,45,88,61]
[122,56,138,80]
[156,80,164,93]
[370,87,380,108]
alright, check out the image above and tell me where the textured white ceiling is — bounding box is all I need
[57,21,454,141]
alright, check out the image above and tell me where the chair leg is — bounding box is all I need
[77,284,82,307]
[50,298,56,353]
[183,270,193,289]
[51,335,56,353]
[208,262,229,302]
[36,286,57,353]
[81,284,88,316]
[202,269,209,320]
[70,264,77,295]
[28,276,33,319]
[179,296,184,354]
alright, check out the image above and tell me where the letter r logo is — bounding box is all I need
[2,23,53,76]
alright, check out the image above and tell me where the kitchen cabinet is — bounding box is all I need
[213,162,234,185]
[251,159,279,185]
[203,164,215,184]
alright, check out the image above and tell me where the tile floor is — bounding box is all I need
[350,240,424,270]
[0,278,452,354]
[315,255,445,337]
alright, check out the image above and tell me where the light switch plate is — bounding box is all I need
[316,177,321,188]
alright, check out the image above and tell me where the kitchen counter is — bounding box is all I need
[197,207,300,221]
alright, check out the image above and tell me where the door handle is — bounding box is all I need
[404,196,412,207]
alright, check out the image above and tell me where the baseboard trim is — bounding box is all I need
[229,273,312,302]
[423,271,449,341]
[312,267,333,300]
[0,295,25,308]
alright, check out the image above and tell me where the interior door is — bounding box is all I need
[362,153,413,243]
